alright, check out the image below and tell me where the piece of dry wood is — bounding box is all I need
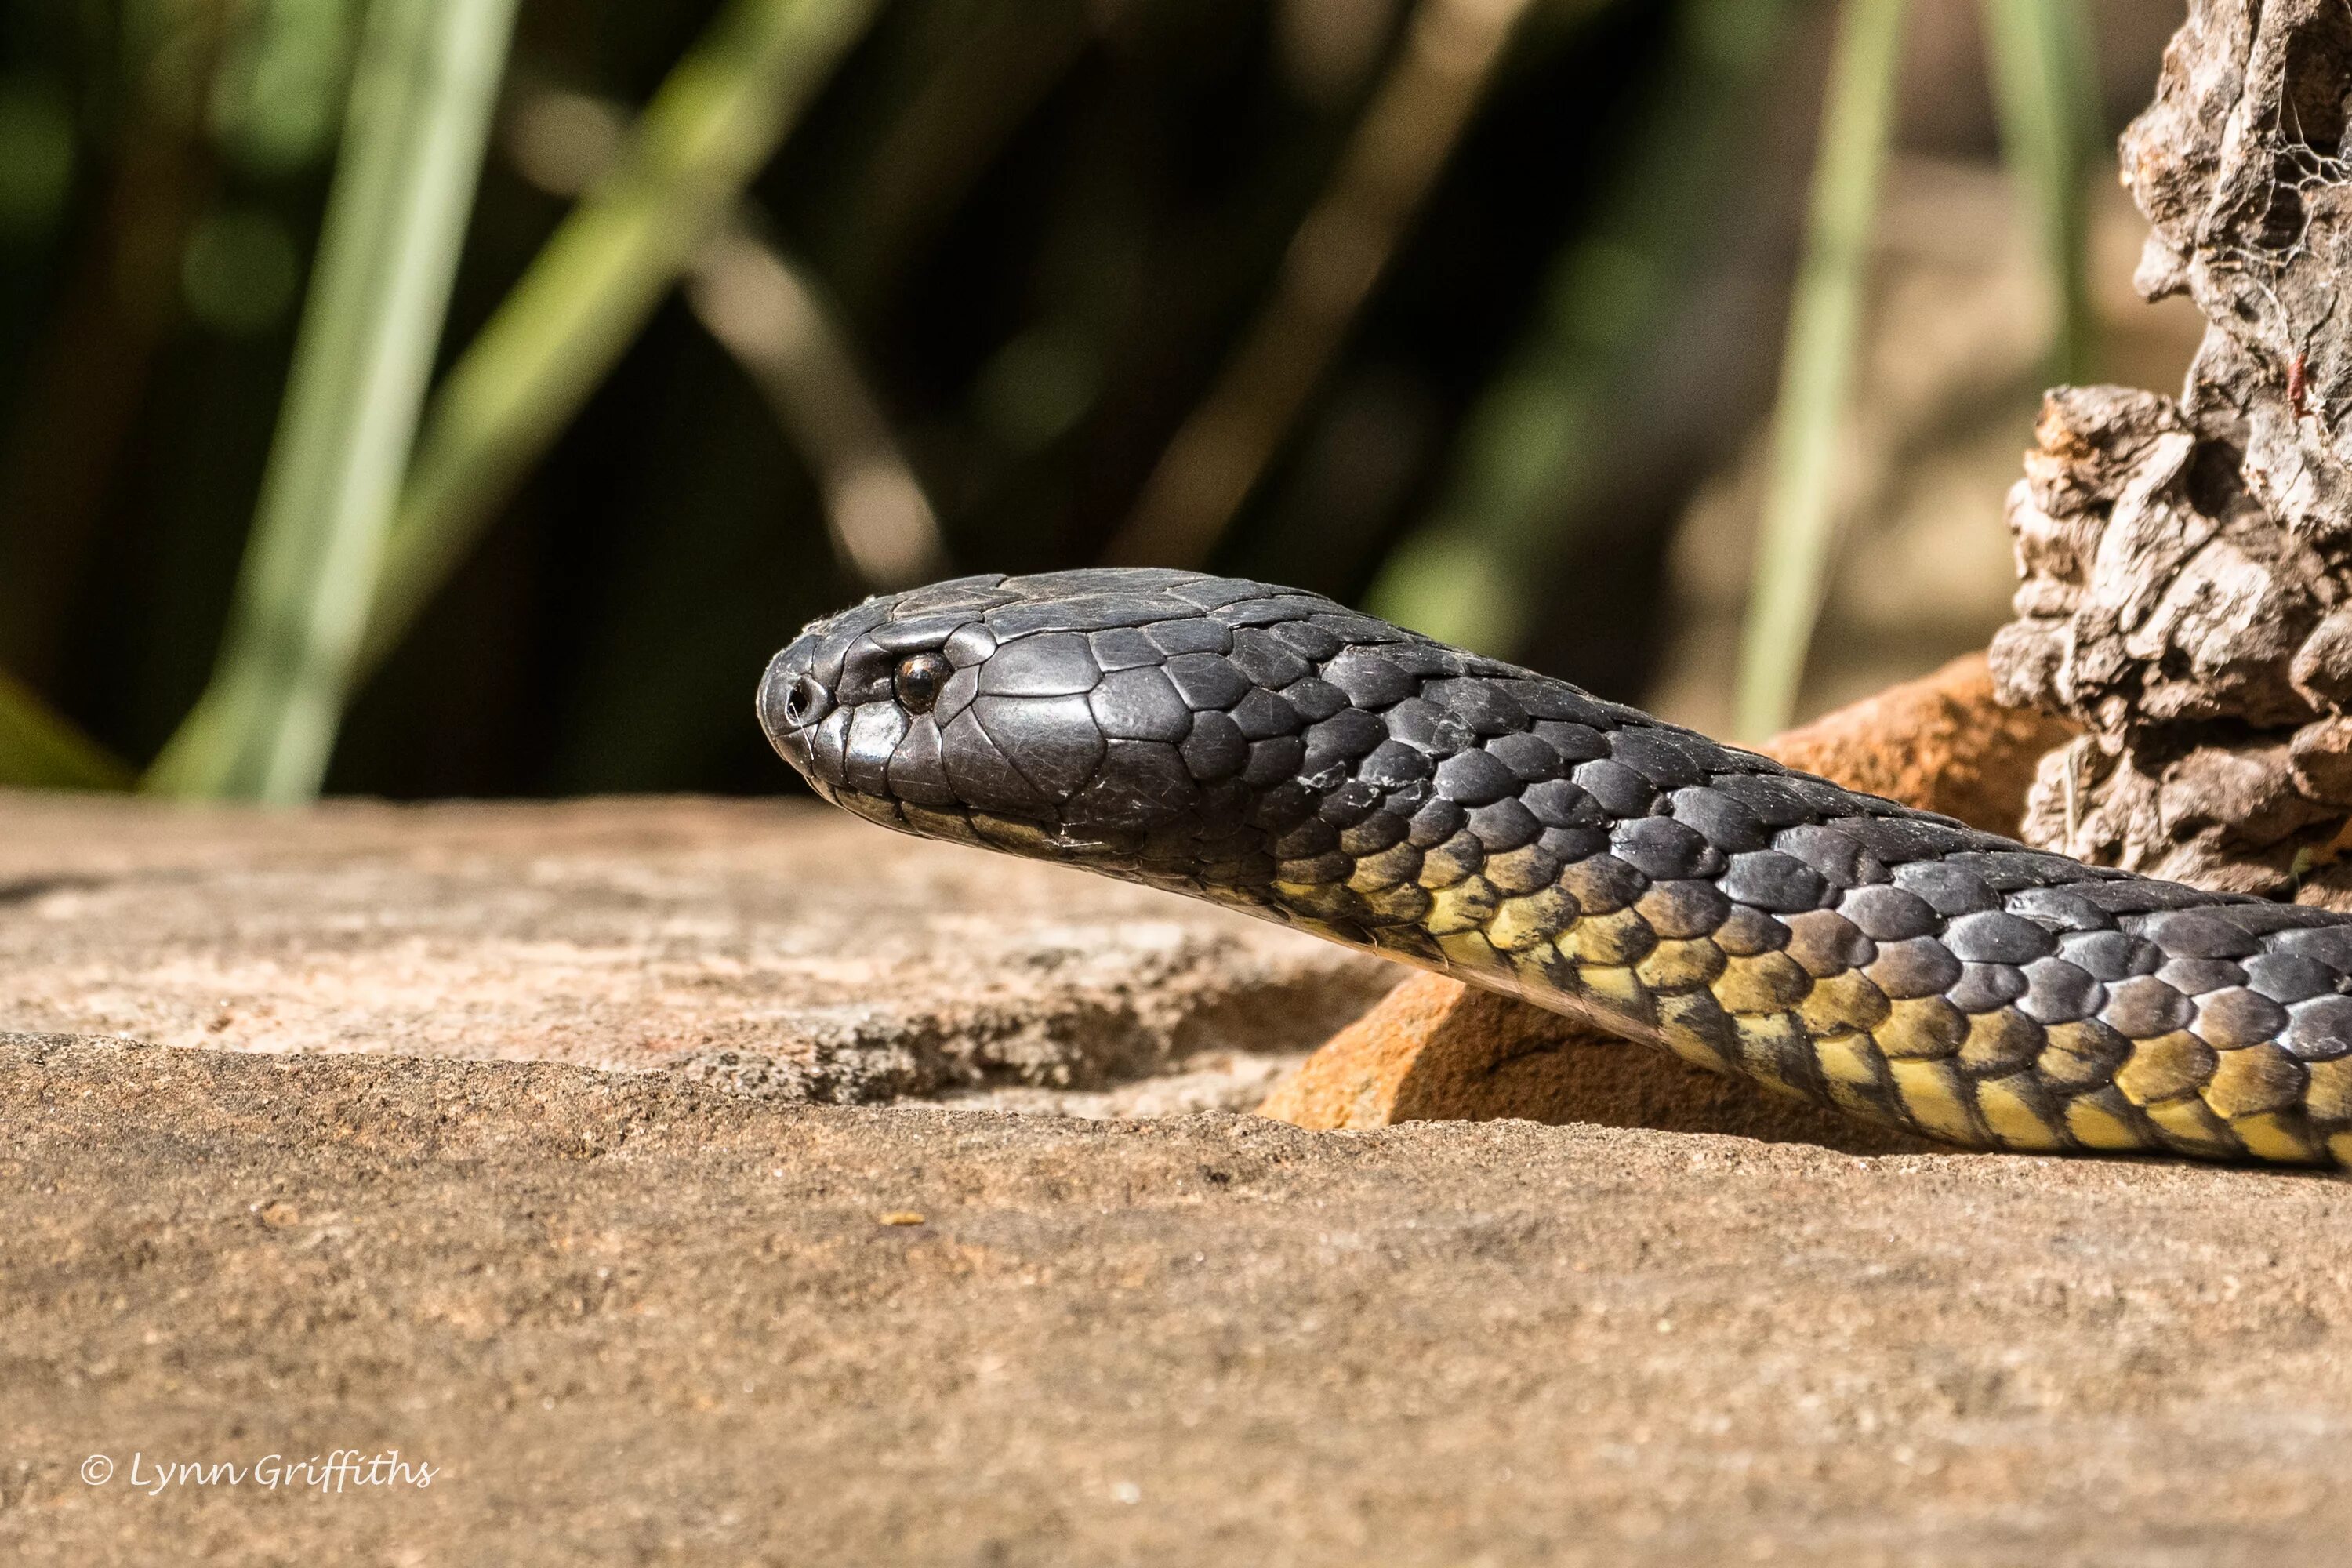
[1990,1,2352,906]
[1261,652,2070,1134]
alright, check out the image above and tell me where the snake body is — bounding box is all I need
[760,568,2352,1165]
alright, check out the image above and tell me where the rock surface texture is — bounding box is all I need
[1991,0,2352,905]
[6,1032,2351,1566]
[0,793,1391,1111]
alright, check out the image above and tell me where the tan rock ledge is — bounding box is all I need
[3,1032,2347,1565]
[0,792,1393,1111]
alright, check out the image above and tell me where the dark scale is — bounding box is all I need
[1571,759,1657,819]
[1485,731,1569,782]
[1227,688,1303,742]
[2058,930,2159,981]
[1433,749,1519,808]
[1227,629,1312,688]
[1271,620,1343,662]
[1770,824,1882,890]
[1610,817,1715,883]
[1942,910,2057,966]
[2240,952,2332,1002]
[1642,880,1733,941]
[1838,884,1939,942]
[1241,737,1307,789]
[1163,652,1250,710]
[1178,712,1249,782]
[1281,677,1350,724]
[2100,975,2195,1038]
[1301,710,1390,777]
[1947,962,2028,1014]
[1467,798,1542,853]
[1719,851,1828,914]
[1090,667,1192,742]
[1529,720,1611,764]
[1321,648,1417,710]
[1146,618,1233,658]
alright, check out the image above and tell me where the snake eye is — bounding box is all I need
[894,652,952,713]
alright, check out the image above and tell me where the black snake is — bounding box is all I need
[759,568,2352,1165]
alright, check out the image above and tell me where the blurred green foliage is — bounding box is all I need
[0,666,129,788]
[1367,0,1802,659]
[1736,0,2097,741]
[1734,0,1912,743]
[151,0,520,801]
[0,0,2128,800]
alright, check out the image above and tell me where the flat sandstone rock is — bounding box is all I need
[0,792,1393,1109]
[7,671,2339,1563]
[3,1033,2347,1565]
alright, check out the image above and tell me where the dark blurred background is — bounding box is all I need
[0,0,2194,800]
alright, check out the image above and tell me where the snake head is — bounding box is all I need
[758,568,1446,887]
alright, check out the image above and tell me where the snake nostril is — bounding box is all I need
[782,673,826,728]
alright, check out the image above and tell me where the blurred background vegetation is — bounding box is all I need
[0,0,2194,802]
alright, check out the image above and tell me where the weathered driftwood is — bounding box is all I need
[1991,0,2352,906]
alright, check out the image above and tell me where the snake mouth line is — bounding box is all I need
[818,778,1128,864]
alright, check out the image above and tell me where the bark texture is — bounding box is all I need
[1992,0,2352,906]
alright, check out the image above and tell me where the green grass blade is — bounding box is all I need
[146,0,519,801]
[688,223,949,589]
[500,85,942,591]
[1731,0,1910,742]
[356,0,882,682]
[1364,0,1801,653]
[0,669,133,790]
[1980,0,2100,380]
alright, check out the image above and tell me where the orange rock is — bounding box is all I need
[1258,652,2073,1136]
[1254,971,1936,1151]
[1766,651,2074,837]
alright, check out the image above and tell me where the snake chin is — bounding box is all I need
[815,781,1130,865]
